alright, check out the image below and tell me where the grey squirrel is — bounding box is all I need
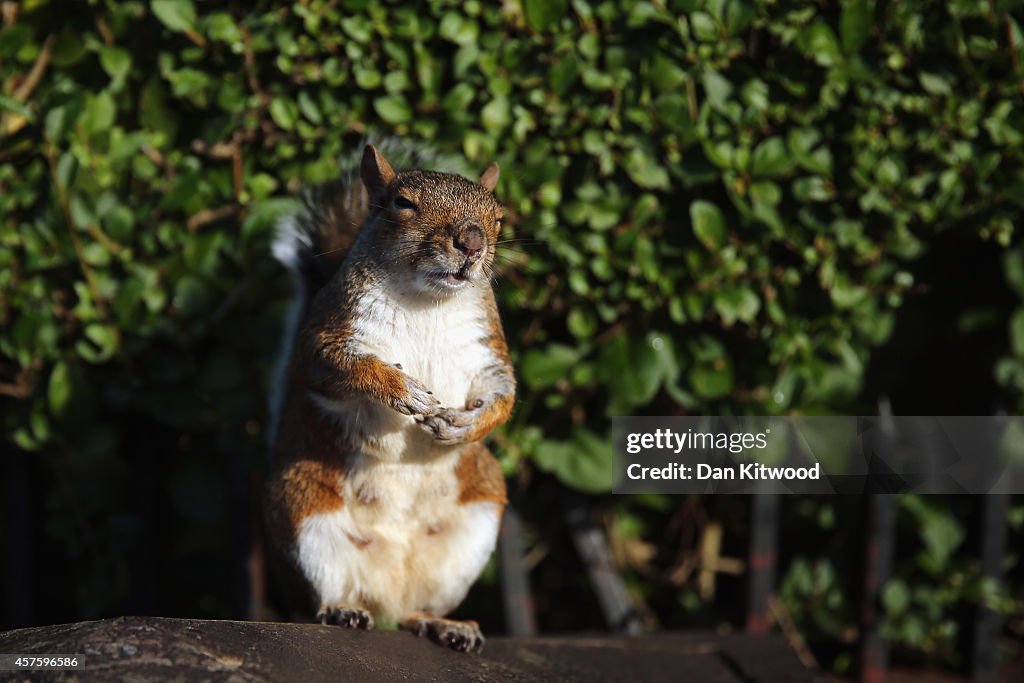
[264,141,515,653]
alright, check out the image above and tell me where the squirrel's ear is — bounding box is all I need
[361,144,396,200]
[479,163,500,192]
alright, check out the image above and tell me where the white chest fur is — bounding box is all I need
[311,283,494,462]
[295,453,501,620]
[351,284,491,407]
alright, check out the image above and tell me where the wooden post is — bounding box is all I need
[860,493,895,683]
[971,420,1010,683]
[566,498,642,635]
[745,491,779,635]
[860,400,897,683]
[498,506,536,636]
[971,489,1008,680]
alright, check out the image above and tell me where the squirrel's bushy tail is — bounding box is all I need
[271,178,367,296]
[267,138,467,446]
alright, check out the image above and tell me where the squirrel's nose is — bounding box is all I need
[454,227,485,263]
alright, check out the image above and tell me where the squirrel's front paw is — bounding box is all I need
[416,406,479,445]
[318,605,374,629]
[392,371,442,417]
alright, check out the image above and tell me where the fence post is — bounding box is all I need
[860,400,897,683]
[566,497,643,635]
[971,412,1010,683]
[971,489,1008,680]
[746,491,779,635]
[498,506,536,636]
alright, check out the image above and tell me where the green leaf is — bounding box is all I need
[47,361,96,427]
[701,69,733,111]
[750,137,791,177]
[1003,249,1024,298]
[99,46,132,85]
[1010,309,1024,356]
[48,361,73,417]
[81,91,116,135]
[840,0,872,55]
[524,0,567,32]
[438,12,478,46]
[882,579,910,616]
[799,22,841,67]
[919,72,952,96]
[625,148,670,189]
[533,428,612,493]
[0,94,32,120]
[902,496,965,573]
[601,332,677,412]
[374,95,413,124]
[549,56,579,94]
[690,200,726,250]
[521,344,581,389]
[269,97,299,130]
[648,55,685,93]
[690,12,718,42]
[297,90,322,124]
[481,96,510,132]
[140,77,177,141]
[77,324,120,363]
[442,83,475,113]
[151,0,196,32]
[206,12,242,45]
[714,287,761,326]
[689,361,733,399]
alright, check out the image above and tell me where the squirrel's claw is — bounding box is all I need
[416,409,477,445]
[393,374,442,417]
[399,615,485,654]
[318,605,374,630]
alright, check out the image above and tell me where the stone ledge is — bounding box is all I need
[0,617,820,682]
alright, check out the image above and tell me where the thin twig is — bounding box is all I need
[2,2,19,27]
[13,33,55,102]
[768,596,820,670]
[240,23,269,106]
[192,139,241,160]
[0,379,32,398]
[94,16,114,45]
[187,204,241,232]
[86,224,125,255]
[45,145,108,318]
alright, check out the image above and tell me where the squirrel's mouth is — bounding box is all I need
[441,271,468,285]
[434,261,475,288]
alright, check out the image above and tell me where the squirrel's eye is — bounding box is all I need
[393,196,418,211]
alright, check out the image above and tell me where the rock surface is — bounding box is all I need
[0,617,819,682]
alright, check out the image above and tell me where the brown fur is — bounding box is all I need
[456,442,508,506]
[265,373,349,545]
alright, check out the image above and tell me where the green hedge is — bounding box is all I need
[2,0,1022,671]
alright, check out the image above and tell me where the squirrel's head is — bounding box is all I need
[360,144,503,296]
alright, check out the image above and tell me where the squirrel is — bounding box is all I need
[264,142,515,653]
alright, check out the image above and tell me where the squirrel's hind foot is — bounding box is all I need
[399,614,484,653]
[318,605,374,630]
